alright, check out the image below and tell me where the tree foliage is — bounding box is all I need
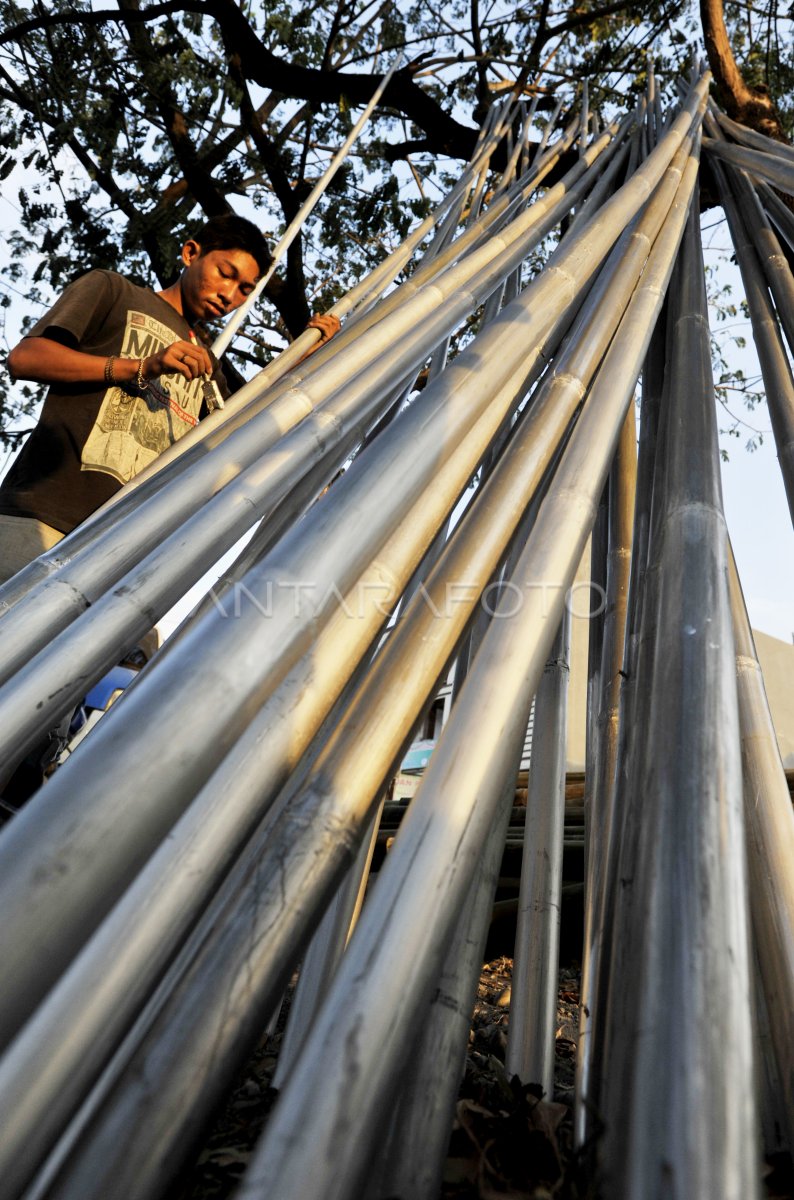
[0,0,791,441]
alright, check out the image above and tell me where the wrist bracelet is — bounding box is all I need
[136,358,150,393]
[104,355,120,387]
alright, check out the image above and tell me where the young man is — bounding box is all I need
[0,213,339,582]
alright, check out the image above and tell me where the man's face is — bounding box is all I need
[179,241,261,323]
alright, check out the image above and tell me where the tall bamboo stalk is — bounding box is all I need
[598,201,758,1200]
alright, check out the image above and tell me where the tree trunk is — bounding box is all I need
[700,0,788,143]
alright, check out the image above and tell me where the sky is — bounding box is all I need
[701,232,794,644]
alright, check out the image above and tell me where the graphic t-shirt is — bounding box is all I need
[0,270,228,533]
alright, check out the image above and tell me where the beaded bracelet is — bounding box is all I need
[104,355,120,387]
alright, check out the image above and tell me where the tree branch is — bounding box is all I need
[117,0,232,218]
[544,0,640,41]
[229,55,311,335]
[1,0,490,164]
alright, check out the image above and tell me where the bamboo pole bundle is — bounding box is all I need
[0,345,564,1193]
[0,114,705,1200]
[1,76,765,1200]
[232,133,702,1200]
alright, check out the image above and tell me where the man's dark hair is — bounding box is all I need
[192,213,272,278]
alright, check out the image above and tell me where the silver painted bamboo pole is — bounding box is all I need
[567,137,632,236]
[585,487,608,829]
[754,951,790,1158]
[14,138,705,1199]
[599,201,758,1200]
[624,302,666,672]
[703,135,794,195]
[728,545,794,1154]
[504,611,571,1094]
[272,799,384,1089]
[211,55,403,358]
[578,81,590,155]
[646,57,657,142]
[758,179,794,253]
[0,113,624,656]
[367,790,508,1200]
[234,142,703,1200]
[706,122,794,523]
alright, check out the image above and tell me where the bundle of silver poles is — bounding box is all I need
[0,66,791,1200]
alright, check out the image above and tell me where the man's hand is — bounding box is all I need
[299,313,341,362]
[143,338,214,383]
[306,313,341,343]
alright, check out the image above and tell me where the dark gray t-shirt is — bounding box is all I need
[0,270,227,533]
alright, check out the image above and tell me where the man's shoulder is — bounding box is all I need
[81,269,152,298]
[69,268,161,301]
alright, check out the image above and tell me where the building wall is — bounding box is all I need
[753,630,794,768]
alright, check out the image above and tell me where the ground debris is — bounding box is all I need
[177,958,792,1200]
[441,958,588,1200]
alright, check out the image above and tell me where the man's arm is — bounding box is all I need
[8,333,215,388]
